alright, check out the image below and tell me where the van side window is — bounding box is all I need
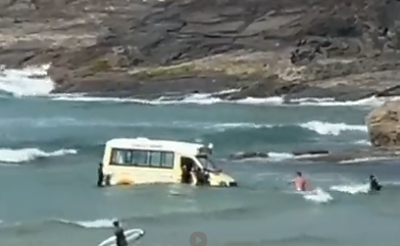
[149,151,162,167]
[131,150,148,166]
[161,152,174,168]
[111,149,132,165]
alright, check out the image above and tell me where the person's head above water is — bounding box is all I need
[113,220,119,227]
[296,171,302,177]
[370,175,375,180]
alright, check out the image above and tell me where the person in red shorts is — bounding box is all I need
[290,171,308,191]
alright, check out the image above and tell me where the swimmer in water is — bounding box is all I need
[113,220,128,246]
[289,171,308,191]
[369,175,382,192]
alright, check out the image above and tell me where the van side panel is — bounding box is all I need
[103,147,182,185]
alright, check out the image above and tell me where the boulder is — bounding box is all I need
[366,100,400,147]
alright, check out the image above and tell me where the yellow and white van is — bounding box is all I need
[100,137,237,187]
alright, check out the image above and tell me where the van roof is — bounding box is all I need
[105,137,210,155]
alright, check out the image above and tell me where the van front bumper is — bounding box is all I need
[228,181,238,187]
[218,181,238,187]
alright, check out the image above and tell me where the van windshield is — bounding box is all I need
[196,155,220,172]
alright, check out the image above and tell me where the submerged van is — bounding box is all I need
[99,137,237,187]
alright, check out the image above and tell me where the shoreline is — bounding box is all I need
[0,0,399,102]
[2,63,400,106]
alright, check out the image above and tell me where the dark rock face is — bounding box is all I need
[2,0,400,99]
[292,149,329,156]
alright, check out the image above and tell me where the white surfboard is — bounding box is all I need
[98,228,145,246]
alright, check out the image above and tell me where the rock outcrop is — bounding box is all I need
[2,0,400,98]
[292,149,329,156]
[366,100,400,147]
[229,152,269,160]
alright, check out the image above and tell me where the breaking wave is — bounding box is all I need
[0,64,54,97]
[299,121,367,136]
[0,148,77,163]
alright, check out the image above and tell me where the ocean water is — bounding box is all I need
[0,66,400,246]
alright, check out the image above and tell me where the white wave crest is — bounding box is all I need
[300,121,367,136]
[290,96,396,107]
[0,64,54,96]
[0,148,77,163]
[339,156,393,164]
[354,139,371,145]
[50,89,239,105]
[49,91,400,107]
[57,218,116,228]
[329,184,370,194]
[230,96,284,105]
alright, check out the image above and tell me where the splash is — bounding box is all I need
[329,184,370,194]
[0,148,77,163]
[301,188,334,204]
[0,64,54,96]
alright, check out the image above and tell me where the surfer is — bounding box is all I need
[97,163,104,187]
[369,175,382,192]
[113,220,128,246]
[290,171,308,191]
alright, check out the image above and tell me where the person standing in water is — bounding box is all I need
[290,171,308,191]
[369,175,382,192]
[113,220,128,246]
[97,163,104,187]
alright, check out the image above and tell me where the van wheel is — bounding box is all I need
[219,181,227,187]
[105,175,111,186]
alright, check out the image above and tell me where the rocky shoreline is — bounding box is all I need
[1,0,400,100]
[228,147,400,164]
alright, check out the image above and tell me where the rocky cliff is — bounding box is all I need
[2,0,400,99]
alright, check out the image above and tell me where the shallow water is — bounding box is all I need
[0,67,398,246]
[0,94,399,246]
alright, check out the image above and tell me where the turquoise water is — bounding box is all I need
[0,95,399,246]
